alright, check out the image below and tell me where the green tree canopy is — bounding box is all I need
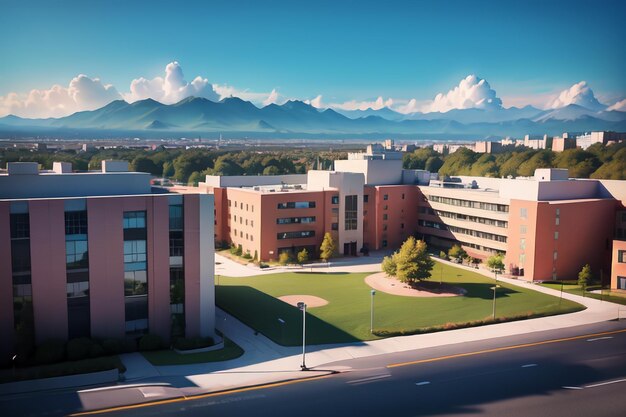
[391,237,434,283]
[578,264,592,288]
[487,253,505,273]
[319,233,336,261]
[297,248,309,264]
[448,244,467,260]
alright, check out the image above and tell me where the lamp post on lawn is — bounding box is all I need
[491,285,500,320]
[297,302,308,370]
[370,289,376,334]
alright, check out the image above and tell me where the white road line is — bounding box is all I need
[562,386,584,390]
[521,363,538,368]
[586,336,614,342]
[585,378,626,388]
[78,383,172,393]
[347,374,391,385]
[415,381,431,386]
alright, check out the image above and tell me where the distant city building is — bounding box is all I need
[0,161,215,365]
[576,131,626,150]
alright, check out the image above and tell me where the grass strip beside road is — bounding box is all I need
[539,282,626,306]
[216,261,584,345]
[142,338,244,366]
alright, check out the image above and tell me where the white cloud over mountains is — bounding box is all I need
[1,64,624,119]
[421,75,503,113]
[548,81,606,111]
[126,61,220,104]
[0,75,121,118]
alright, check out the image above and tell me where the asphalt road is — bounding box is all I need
[2,320,626,417]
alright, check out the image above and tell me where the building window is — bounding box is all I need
[277,230,316,239]
[520,208,527,219]
[345,195,358,230]
[519,253,526,266]
[66,240,89,268]
[383,224,388,231]
[251,220,254,227]
[383,205,388,210]
[331,196,339,204]
[556,217,560,226]
[619,250,626,263]
[554,231,559,240]
[382,240,388,248]
[383,214,388,220]
[277,201,316,209]
[124,211,148,335]
[65,210,90,338]
[363,195,369,203]
[331,223,338,231]
[169,205,183,230]
[402,193,405,200]
[228,200,231,207]
[246,204,249,211]
[169,231,184,256]
[553,251,558,260]
[123,211,146,229]
[170,267,185,338]
[277,216,316,224]
[383,194,388,201]
[401,223,404,229]
[520,225,527,234]
[520,238,526,251]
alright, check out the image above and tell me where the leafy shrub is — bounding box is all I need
[439,251,448,260]
[122,338,137,353]
[242,251,252,260]
[174,336,215,351]
[278,252,291,265]
[138,334,163,351]
[67,338,94,361]
[102,338,124,355]
[35,340,66,365]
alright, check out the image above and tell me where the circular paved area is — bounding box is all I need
[365,272,465,297]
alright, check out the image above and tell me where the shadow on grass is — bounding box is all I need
[217,285,362,347]
[453,282,519,300]
[293,271,350,275]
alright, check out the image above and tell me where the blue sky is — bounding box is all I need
[1,0,625,117]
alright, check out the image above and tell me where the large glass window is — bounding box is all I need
[345,195,357,231]
[124,211,148,335]
[277,201,316,209]
[123,211,146,229]
[65,210,90,338]
[277,231,315,239]
[10,213,34,346]
[276,216,316,224]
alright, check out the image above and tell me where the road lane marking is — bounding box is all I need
[586,336,613,342]
[562,386,583,390]
[585,378,626,388]
[68,373,332,416]
[521,363,538,368]
[347,374,391,385]
[387,328,626,369]
[415,381,431,386]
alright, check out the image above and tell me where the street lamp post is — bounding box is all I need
[370,289,376,334]
[297,302,308,370]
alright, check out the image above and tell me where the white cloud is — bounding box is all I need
[126,61,220,104]
[0,75,121,118]
[548,81,606,111]
[421,75,503,113]
[304,95,324,108]
[263,89,281,106]
[607,98,626,112]
[330,96,393,111]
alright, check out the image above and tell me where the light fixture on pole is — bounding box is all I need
[491,285,500,320]
[297,302,308,370]
[370,289,376,334]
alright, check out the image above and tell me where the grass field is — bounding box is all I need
[142,338,244,366]
[216,261,584,346]
[539,282,626,306]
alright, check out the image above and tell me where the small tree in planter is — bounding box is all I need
[297,248,309,265]
[320,232,336,262]
[578,264,592,295]
[278,252,291,265]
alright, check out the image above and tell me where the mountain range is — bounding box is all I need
[1,96,625,139]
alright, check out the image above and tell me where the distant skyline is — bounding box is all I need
[1,0,625,118]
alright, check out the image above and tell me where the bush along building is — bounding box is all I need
[0,161,215,366]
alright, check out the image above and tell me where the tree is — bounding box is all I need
[263,165,280,175]
[187,171,204,186]
[578,264,592,291]
[162,161,175,178]
[319,233,336,262]
[278,252,291,265]
[131,156,160,175]
[487,253,505,274]
[448,244,467,261]
[297,248,309,264]
[392,237,434,283]
[381,255,397,276]
[439,250,448,260]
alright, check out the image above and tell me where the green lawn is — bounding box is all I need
[0,355,125,383]
[539,282,626,306]
[142,338,244,366]
[216,261,584,346]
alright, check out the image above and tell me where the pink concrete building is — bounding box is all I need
[0,161,215,366]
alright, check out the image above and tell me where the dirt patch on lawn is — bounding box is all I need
[365,272,465,297]
[278,295,329,308]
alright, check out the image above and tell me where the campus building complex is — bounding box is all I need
[203,150,626,290]
[0,161,215,363]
